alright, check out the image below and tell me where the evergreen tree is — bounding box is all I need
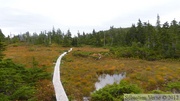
[63,29,72,47]
[0,29,5,42]
[155,14,162,51]
[169,19,180,57]
[160,22,171,57]
[156,14,161,28]
[95,31,103,47]
[56,28,63,45]
[0,42,5,60]
[145,22,156,48]
[137,19,145,44]
[51,27,56,43]
[25,31,30,44]
[126,24,137,46]
[37,31,48,45]
[47,31,52,45]
[109,26,115,46]
[0,29,5,60]
[72,36,78,46]
[31,32,38,44]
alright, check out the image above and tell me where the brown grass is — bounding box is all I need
[4,45,180,101]
[4,45,69,68]
[61,47,180,100]
[4,44,69,100]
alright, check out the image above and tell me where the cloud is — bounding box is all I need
[1,0,180,36]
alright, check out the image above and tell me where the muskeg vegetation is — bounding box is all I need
[60,46,180,100]
[3,44,69,100]
[2,44,180,101]
[3,44,180,100]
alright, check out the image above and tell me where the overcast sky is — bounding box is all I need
[1,0,180,36]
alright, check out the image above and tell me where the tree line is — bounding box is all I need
[3,15,180,59]
[6,28,72,47]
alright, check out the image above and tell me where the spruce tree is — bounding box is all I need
[0,29,5,42]
[0,29,5,60]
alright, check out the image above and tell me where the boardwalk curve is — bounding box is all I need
[53,48,72,101]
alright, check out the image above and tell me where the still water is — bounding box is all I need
[95,72,126,90]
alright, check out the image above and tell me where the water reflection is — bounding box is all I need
[95,72,126,90]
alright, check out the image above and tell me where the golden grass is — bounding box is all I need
[4,45,69,69]
[4,45,180,101]
[61,47,180,100]
[4,44,70,100]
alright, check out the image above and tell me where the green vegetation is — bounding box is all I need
[109,42,161,60]
[0,42,5,60]
[167,82,180,93]
[91,81,142,101]
[0,59,50,100]
[91,80,175,101]
[72,50,92,57]
[0,29,5,60]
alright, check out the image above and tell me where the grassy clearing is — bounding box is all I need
[4,44,70,69]
[4,45,180,101]
[61,46,180,100]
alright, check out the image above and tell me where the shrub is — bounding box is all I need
[28,48,35,51]
[110,46,162,60]
[0,42,5,60]
[72,51,92,57]
[12,43,19,47]
[11,86,35,100]
[167,82,180,89]
[0,59,51,100]
[91,80,142,101]
[0,93,9,101]
[167,82,180,93]
[150,90,171,94]
[91,90,114,101]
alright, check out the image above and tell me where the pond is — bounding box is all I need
[95,72,126,90]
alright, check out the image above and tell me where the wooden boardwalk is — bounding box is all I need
[52,48,72,101]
